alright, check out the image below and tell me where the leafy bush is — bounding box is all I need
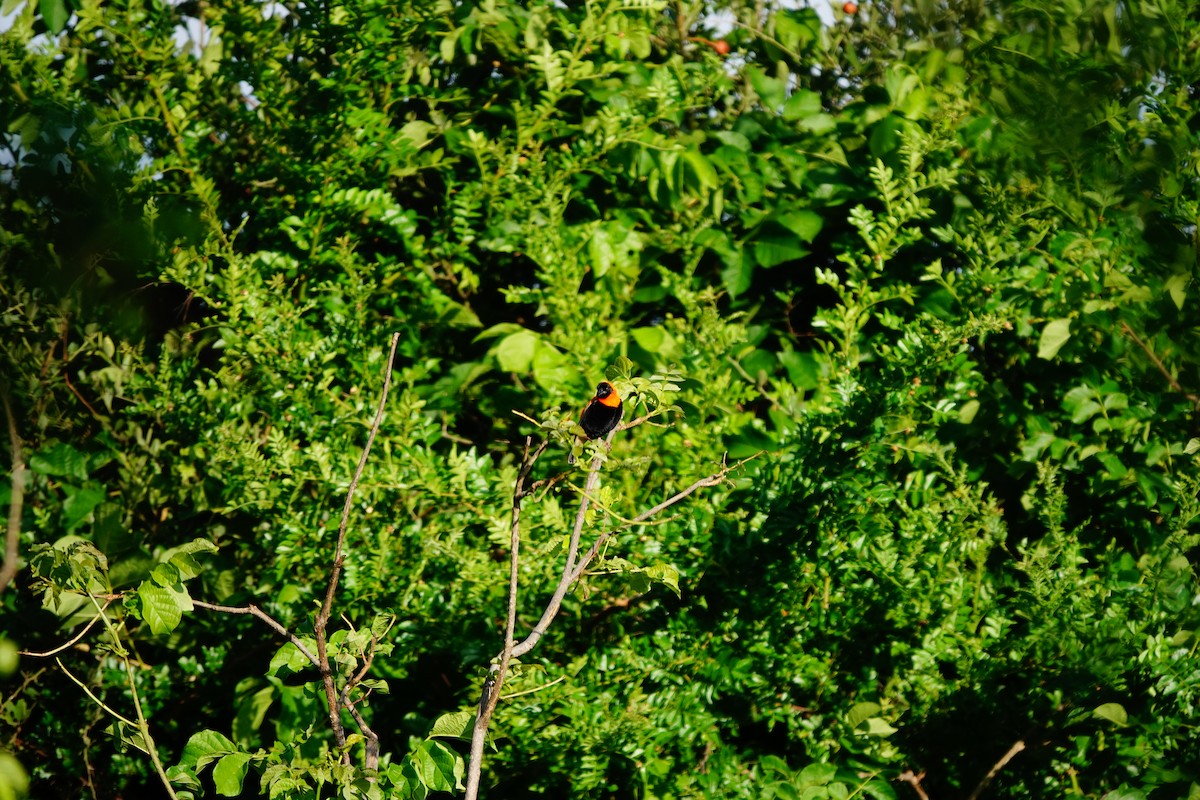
[2,0,1198,798]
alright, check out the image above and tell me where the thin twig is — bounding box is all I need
[19,599,113,657]
[511,453,754,662]
[511,409,542,427]
[341,633,382,772]
[1,388,26,594]
[339,627,388,713]
[498,674,565,700]
[191,600,321,668]
[615,409,669,432]
[508,439,611,661]
[463,418,758,800]
[566,467,733,587]
[1120,321,1200,409]
[343,701,380,770]
[966,740,1026,800]
[124,637,181,799]
[57,657,138,727]
[84,594,180,798]
[465,436,547,800]
[898,770,930,800]
[62,364,103,420]
[314,332,401,761]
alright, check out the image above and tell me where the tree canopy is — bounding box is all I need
[2,0,1199,798]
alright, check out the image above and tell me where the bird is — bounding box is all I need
[567,381,623,464]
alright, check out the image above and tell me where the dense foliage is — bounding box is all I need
[2,0,1199,798]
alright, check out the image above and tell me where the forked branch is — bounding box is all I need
[464,437,757,799]
[196,333,401,768]
[314,331,401,762]
[1,388,26,595]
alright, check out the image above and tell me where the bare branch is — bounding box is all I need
[20,599,113,658]
[1120,321,1200,409]
[463,421,759,799]
[341,633,382,772]
[508,439,610,661]
[465,436,547,799]
[898,770,930,800]
[192,600,321,668]
[566,467,730,587]
[314,332,401,760]
[515,453,755,659]
[1,388,27,594]
[616,410,670,432]
[967,739,1026,800]
[343,700,380,771]
[57,657,138,727]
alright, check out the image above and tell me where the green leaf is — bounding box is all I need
[1165,272,1189,309]
[212,752,250,796]
[642,562,681,598]
[774,8,819,53]
[162,537,218,582]
[858,777,899,800]
[798,763,837,786]
[410,740,464,793]
[721,251,756,299]
[440,26,464,62]
[1096,452,1127,479]
[783,90,822,121]
[767,783,801,800]
[428,710,475,741]
[682,149,718,191]
[1093,702,1128,727]
[29,442,90,480]
[150,561,181,587]
[711,130,751,152]
[179,730,237,770]
[63,484,106,531]
[847,701,882,730]
[1100,789,1147,800]
[589,221,643,279]
[531,341,573,391]
[753,228,810,269]
[232,685,275,741]
[1062,385,1100,423]
[1037,318,1072,360]
[106,719,150,754]
[631,327,680,358]
[399,120,436,149]
[860,717,898,736]
[494,330,537,373]
[39,0,69,33]
[0,752,31,799]
[774,209,824,242]
[137,580,188,634]
[268,642,315,678]
[778,350,822,390]
[747,66,787,111]
[758,755,791,777]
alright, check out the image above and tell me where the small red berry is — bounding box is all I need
[843,1,858,13]
[711,39,730,55]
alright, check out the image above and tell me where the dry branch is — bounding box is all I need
[1,388,27,594]
[966,739,1026,800]
[192,601,321,667]
[314,331,401,762]
[463,439,758,799]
